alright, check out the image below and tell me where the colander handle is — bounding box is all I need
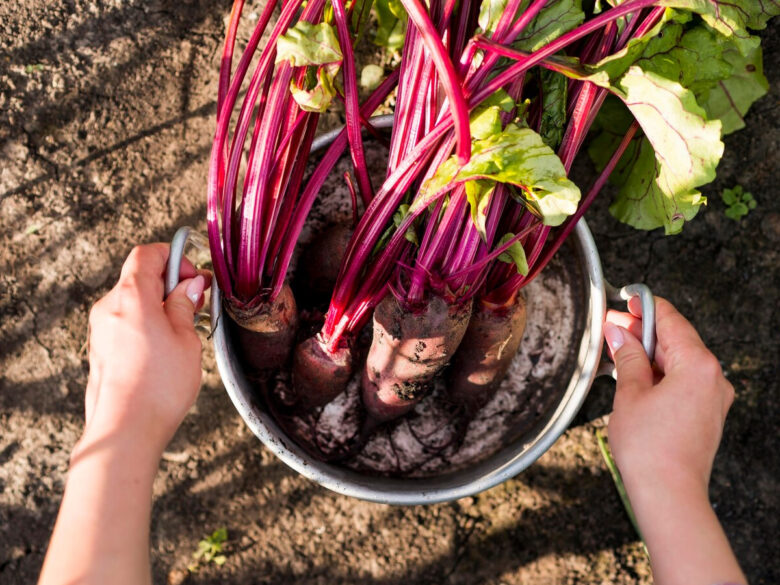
[597,281,656,380]
[164,226,211,326]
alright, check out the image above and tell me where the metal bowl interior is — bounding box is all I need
[209,217,606,505]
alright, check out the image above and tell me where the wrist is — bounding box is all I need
[616,451,710,508]
[74,418,163,482]
[82,378,181,460]
[625,473,746,585]
[623,466,710,522]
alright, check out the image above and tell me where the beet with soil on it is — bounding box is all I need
[446,293,527,415]
[225,282,299,373]
[361,293,473,424]
[292,334,353,410]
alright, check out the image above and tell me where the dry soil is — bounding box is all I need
[1,2,778,584]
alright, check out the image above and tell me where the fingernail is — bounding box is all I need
[604,322,625,353]
[186,275,205,306]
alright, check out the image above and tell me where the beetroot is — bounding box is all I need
[361,294,472,423]
[299,224,354,298]
[447,294,527,414]
[292,335,353,410]
[225,282,298,372]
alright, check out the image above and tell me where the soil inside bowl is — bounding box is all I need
[232,135,588,478]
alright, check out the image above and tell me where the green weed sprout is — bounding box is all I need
[188,527,228,572]
[722,185,757,221]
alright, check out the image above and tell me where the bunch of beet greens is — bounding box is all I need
[208,0,776,435]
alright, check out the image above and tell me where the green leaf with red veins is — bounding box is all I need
[659,0,780,55]
[587,11,770,130]
[513,0,585,52]
[417,125,580,226]
[583,14,731,92]
[608,137,707,234]
[590,68,723,234]
[636,25,731,96]
[583,11,674,82]
[497,233,530,275]
[700,43,769,134]
[580,15,768,123]
[616,67,723,203]
[275,22,343,67]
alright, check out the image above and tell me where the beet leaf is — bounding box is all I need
[418,124,581,227]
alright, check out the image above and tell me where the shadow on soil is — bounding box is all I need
[152,462,639,585]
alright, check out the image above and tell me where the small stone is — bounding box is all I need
[167,568,187,585]
[9,545,25,561]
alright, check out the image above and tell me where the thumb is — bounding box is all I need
[604,322,653,390]
[164,275,205,333]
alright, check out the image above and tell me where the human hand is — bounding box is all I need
[604,296,734,498]
[604,297,745,585]
[79,243,211,459]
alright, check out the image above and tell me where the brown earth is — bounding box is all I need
[1,2,778,584]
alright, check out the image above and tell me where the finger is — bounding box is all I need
[604,322,654,390]
[164,275,206,334]
[179,258,199,280]
[118,243,199,290]
[116,244,199,306]
[652,297,707,374]
[627,295,642,318]
[605,310,642,362]
[120,243,169,279]
[606,309,642,340]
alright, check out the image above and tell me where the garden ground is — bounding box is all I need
[1,2,778,583]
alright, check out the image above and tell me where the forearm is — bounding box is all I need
[628,474,747,585]
[39,430,160,585]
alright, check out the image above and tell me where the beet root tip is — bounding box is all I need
[292,335,353,410]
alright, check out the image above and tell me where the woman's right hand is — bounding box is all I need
[605,296,734,496]
[603,297,745,585]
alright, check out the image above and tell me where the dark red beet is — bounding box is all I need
[225,281,298,372]
[292,335,353,410]
[299,224,354,297]
[447,293,527,414]
[361,293,472,423]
